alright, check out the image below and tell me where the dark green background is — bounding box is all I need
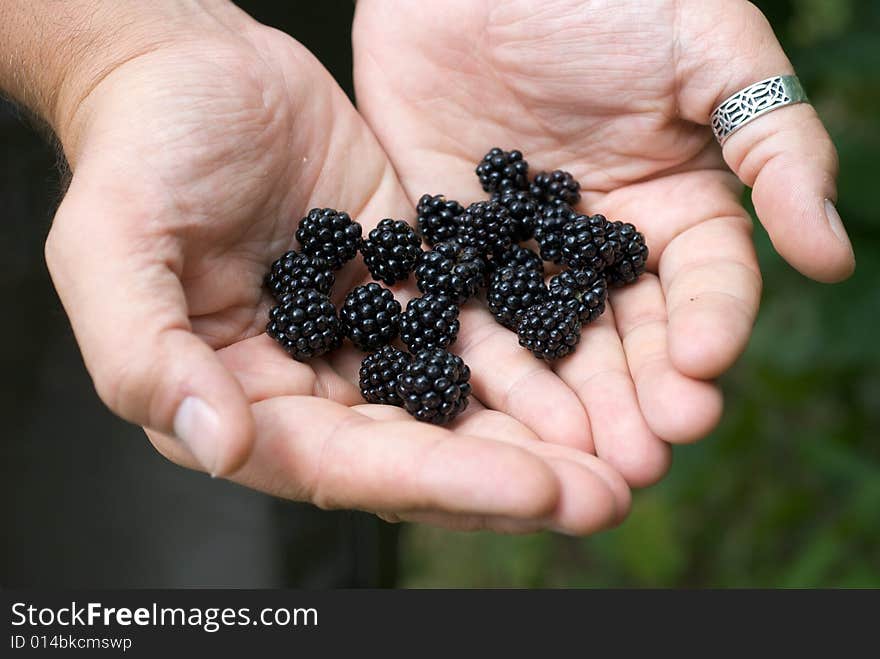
[402,0,880,587]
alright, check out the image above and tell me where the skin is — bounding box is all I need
[0,1,853,534]
[352,0,855,486]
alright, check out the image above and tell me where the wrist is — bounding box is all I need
[0,1,249,154]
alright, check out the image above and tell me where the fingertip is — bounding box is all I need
[812,199,856,282]
[419,434,562,520]
[203,399,256,478]
[639,366,724,444]
[160,331,255,477]
[473,443,562,520]
[584,457,635,524]
[726,106,855,283]
[518,468,563,521]
[754,172,855,282]
[609,439,672,490]
[547,459,622,535]
[668,298,754,379]
[173,369,255,478]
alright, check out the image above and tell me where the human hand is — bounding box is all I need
[38,3,629,534]
[353,0,856,485]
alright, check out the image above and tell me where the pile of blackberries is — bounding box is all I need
[264,148,648,426]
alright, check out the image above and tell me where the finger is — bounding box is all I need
[46,168,254,476]
[238,397,563,517]
[363,402,627,534]
[148,391,625,534]
[612,274,724,444]
[455,301,594,451]
[454,404,631,526]
[662,214,762,379]
[149,397,560,518]
[362,397,630,527]
[385,457,622,536]
[603,171,763,380]
[677,0,854,282]
[554,307,671,488]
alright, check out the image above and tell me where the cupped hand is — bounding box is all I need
[44,8,629,534]
[353,0,855,485]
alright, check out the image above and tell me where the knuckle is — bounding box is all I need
[91,357,152,422]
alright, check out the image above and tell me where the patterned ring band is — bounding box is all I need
[710,75,809,145]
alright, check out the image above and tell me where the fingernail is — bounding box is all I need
[824,199,853,250]
[173,396,221,476]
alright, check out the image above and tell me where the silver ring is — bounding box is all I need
[710,75,808,145]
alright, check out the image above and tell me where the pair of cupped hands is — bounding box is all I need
[45,0,853,535]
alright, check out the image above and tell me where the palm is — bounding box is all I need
[49,25,628,534]
[358,0,707,186]
[353,0,766,484]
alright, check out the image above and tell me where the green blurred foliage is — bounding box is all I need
[401,0,880,588]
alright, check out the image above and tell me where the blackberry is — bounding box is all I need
[534,203,578,263]
[340,283,402,351]
[560,213,616,271]
[487,266,549,330]
[604,221,649,287]
[475,147,529,193]
[397,349,471,425]
[295,208,362,270]
[416,194,464,247]
[414,240,488,305]
[267,288,342,361]
[490,244,545,275]
[360,218,422,285]
[530,169,581,206]
[491,189,539,241]
[548,269,607,324]
[264,251,335,301]
[400,293,460,353]
[359,346,411,406]
[517,299,582,361]
[454,200,513,258]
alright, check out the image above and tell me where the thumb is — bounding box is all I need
[678,0,855,283]
[45,166,254,476]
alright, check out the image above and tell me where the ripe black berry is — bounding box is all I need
[397,349,471,425]
[416,194,464,247]
[264,251,335,301]
[530,169,581,206]
[491,189,539,241]
[548,269,607,324]
[414,240,489,305]
[295,208,362,270]
[454,200,513,258]
[476,147,529,193]
[359,346,411,406]
[604,221,649,287]
[360,218,422,285]
[340,283,402,351]
[267,288,342,361]
[490,244,545,275]
[534,203,578,264]
[560,213,616,271]
[487,266,549,330]
[517,299,582,361]
[400,293,460,353]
